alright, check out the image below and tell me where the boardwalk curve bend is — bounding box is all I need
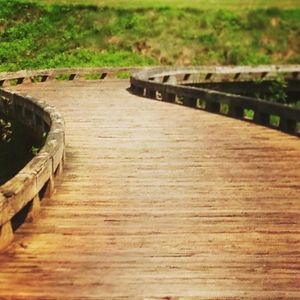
[131,65,300,136]
[0,66,299,299]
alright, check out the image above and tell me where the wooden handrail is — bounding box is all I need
[0,67,145,84]
[130,65,300,136]
[0,88,65,251]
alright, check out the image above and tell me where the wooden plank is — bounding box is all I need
[0,174,36,225]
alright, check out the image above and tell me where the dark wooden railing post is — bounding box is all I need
[254,111,270,126]
[135,86,144,96]
[228,104,244,119]
[162,92,176,103]
[279,118,297,134]
[183,97,197,108]
[130,84,144,96]
[145,89,156,99]
[206,101,220,113]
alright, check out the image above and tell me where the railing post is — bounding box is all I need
[26,195,41,222]
[145,89,156,99]
[183,97,197,108]
[254,111,269,126]
[56,162,63,176]
[129,83,136,92]
[45,175,55,198]
[206,101,220,113]
[135,86,144,96]
[228,104,244,119]
[130,84,144,96]
[0,222,14,251]
[279,118,297,134]
[62,150,66,165]
[162,92,176,103]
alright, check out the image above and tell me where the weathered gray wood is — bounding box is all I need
[44,175,54,198]
[26,195,40,222]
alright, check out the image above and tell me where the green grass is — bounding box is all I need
[30,0,300,10]
[0,0,300,72]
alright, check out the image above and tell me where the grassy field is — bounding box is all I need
[0,0,299,71]
[31,0,300,10]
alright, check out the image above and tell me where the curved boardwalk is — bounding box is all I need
[0,79,300,299]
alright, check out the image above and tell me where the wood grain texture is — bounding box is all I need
[0,80,299,299]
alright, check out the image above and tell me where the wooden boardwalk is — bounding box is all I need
[0,79,300,299]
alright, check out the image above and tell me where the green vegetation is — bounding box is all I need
[30,0,300,10]
[0,118,12,142]
[0,119,35,184]
[0,95,44,184]
[253,76,288,103]
[267,76,288,103]
[0,0,300,71]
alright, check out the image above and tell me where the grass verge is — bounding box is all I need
[0,0,299,71]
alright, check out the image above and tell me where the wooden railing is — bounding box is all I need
[0,67,143,86]
[130,65,300,136]
[0,88,65,251]
[0,67,145,252]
